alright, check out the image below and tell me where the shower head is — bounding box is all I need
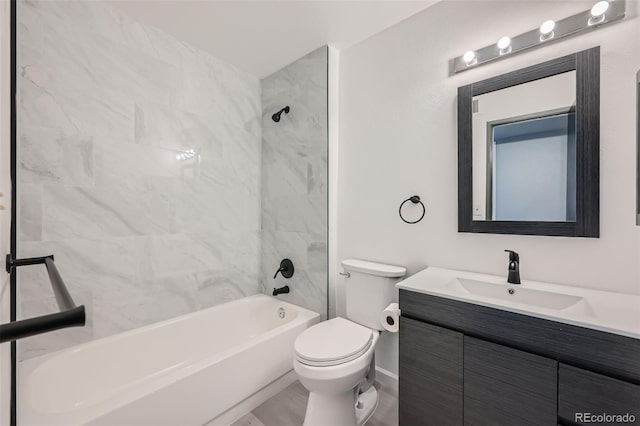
[271,106,290,123]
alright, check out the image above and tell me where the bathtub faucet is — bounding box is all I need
[273,285,290,296]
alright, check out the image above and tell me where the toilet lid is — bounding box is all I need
[295,318,373,366]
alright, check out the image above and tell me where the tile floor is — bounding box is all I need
[230,381,398,426]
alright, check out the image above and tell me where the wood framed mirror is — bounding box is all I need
[458,47,600,237]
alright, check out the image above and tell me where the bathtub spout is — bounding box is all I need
[272,286,290,296]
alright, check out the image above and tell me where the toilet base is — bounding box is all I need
[302,386,378,426]
[303,389,356,426]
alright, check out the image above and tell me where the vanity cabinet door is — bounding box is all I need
[464,336,557,426]
[558,363,640,425]
[399,317,463,426]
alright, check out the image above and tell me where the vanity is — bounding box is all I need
[397,268,640,426]
[420,40,640,425]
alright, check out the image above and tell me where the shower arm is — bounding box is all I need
[0,254,86,343]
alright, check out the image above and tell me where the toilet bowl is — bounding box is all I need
[294,318,380,426]
[293,259,406,426]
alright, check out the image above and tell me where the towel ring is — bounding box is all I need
[399,195,426,224]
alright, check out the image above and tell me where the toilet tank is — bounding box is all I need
[342,259,407,330]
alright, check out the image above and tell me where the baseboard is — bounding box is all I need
[374,366,398,397]
[205,370,298,426]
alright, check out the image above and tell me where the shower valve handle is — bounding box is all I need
[273,267,285,279]
[273,259,294,279]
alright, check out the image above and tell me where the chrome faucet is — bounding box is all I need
[504,250,521,284]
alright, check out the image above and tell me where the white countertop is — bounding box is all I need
[397,267,640,340]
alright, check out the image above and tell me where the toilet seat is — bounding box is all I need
[295,318,373,367]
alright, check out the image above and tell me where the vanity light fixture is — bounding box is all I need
[589,1,609,25]
[452,0,625,73]
[497,36,511,55]
[463,50,476,65]
[539,20,556,41]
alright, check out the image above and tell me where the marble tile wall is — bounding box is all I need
[261,47,328,318]
[17,0,262,359]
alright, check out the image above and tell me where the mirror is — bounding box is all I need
[458,47,599,237]
[637,69,639,226]
[472,71,576,222]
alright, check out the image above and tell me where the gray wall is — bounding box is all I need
[261,47,328,318]
[493,113,574,221]
[494,134,568,221]
[17,1,262,359]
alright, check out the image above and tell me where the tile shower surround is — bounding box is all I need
[261,47,329,318]
[16,0,269,359]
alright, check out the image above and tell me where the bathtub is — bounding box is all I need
[18,294,320,426]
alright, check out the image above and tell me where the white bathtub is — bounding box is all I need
[19,294,320,426]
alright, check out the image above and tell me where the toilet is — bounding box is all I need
[293,259,406,426]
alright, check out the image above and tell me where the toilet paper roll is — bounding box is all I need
[380,303,401,333]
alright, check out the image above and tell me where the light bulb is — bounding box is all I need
[463,50,476,64]
[591,1,609,17]
[540,20,556,35]
[497,37,511,50]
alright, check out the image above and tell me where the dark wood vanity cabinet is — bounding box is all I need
[463,337,557,426]
[558,364,640,425]
[399,290,640,426]
[399,317,463,426]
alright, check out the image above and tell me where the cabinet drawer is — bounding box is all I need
[464,336,557,426]
[399,317,463,426]
[559,364,640,425]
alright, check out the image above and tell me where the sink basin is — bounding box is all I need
[396,267,640,339]
[448,278,583,310]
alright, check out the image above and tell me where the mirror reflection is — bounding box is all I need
[472,71,577,222]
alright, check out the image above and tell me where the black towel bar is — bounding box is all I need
[0,254,86,343]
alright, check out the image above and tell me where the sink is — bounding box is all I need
[396,267,640,339]
[447,278,583,310]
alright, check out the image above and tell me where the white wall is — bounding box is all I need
[337,0,640,376]
[0,0,11,422]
